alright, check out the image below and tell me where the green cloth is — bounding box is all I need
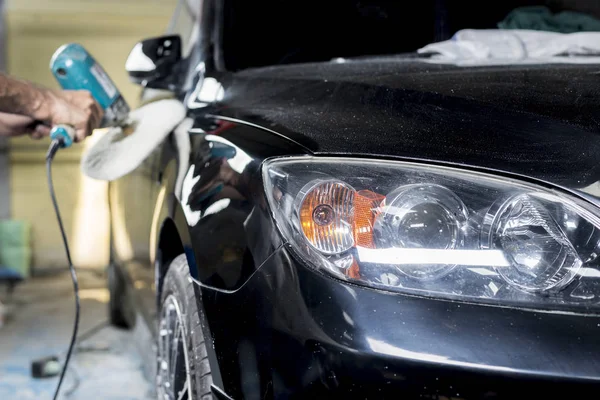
[0,220,32,278]
[0,220,31,248]
[0,246,32,278]
[499,6,600,33]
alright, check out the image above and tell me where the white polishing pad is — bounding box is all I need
[81,99,186,181]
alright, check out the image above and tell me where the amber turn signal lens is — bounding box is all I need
[346,258,361,279]
[299,181,355,254]
[353,190,385,249]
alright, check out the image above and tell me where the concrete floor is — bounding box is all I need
[0,270,154,399]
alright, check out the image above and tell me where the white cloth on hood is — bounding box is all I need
[418,29,600,65]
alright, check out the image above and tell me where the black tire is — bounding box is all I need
[159,254,213,399]
[107,262,134,329]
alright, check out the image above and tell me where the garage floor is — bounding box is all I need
[0,270,154,399]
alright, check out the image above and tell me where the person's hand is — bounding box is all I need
[0,112,52,138]
[36,89,103,142]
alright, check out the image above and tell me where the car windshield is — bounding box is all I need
[221,0,600,70]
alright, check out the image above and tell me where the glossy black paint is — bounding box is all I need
[216,60,600,188]
[176,113,600,399]
[112,63,600,398]
[199,245,600,399]
[110,1,600,398]
[180,122,302,291]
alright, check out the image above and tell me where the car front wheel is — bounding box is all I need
[158,254,213,399]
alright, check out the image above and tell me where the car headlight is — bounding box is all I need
[263,157,600,312]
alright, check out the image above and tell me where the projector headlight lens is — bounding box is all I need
[487,194,582,292]
[263,157,600,313]
[374,184,468,280]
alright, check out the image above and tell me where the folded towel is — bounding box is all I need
[418,29,600,65]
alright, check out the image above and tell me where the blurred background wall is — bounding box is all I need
[5,0,177,272]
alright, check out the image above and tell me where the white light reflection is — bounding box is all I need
[357,247,510,267]
[343,286,358,300]
[577,268,600,278]
[205,135,252,174]
[565,220,577,229]
[203,198,231,217]
[181,165,201,226]
[125,43,155,72]
[366,337,517,373]
[367,337,450,363]
[342,311,354,326]
[468,268,499,276]
[197,77,224,103]
[488,281,500,295]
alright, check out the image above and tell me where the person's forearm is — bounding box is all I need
[0,73,48,119]
[0,73,102,141]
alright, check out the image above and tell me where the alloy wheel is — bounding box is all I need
[157,294,192,400]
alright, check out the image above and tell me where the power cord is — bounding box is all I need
[46,139,80,400]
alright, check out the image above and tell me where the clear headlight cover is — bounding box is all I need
[263,157,600,312]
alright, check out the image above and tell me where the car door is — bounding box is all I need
[110,0,199,327]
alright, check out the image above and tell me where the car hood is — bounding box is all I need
[217,58,600,190]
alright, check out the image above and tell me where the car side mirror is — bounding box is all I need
[125,35,182,90]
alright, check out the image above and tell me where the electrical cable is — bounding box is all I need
[75,320,109,345]
[46,139,80,400]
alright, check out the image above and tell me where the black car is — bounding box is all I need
[108,1,600,399]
